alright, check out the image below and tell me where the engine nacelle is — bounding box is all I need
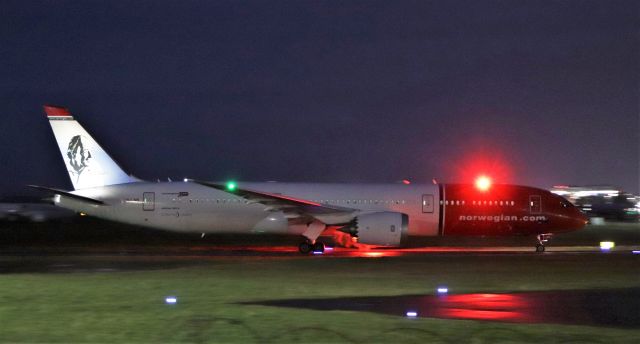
[346,212,409,247]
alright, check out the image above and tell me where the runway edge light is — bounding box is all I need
[165,296,178,304]
[600,241,615,251]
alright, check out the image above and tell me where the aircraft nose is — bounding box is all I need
[573,208,589,228]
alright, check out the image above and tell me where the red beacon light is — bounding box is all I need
[475,175,492,192]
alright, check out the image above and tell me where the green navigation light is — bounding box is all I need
[226,181,237,191]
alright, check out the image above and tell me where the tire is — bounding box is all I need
[312,242,325,253]
[298,242,312,254]
[535,244,545,253]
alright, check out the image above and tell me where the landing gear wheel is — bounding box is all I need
[312,242,325,253]
[298,242,312,254]
[536,244,545,253]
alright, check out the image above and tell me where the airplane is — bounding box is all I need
[31,105,587,253]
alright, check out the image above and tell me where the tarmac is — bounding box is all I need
[1,244,638,274]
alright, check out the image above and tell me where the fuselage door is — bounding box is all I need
[422,194,434,213]
[529,195,541,214]
[143,192,155,211]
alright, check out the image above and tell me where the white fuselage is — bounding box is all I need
[57,181,440,237]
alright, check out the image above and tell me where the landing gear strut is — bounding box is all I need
[299,220,327,254]
[535,234,552,253]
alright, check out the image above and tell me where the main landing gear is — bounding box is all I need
[298,240,325,254]
[535,234,553,253]
[299,220,327,254]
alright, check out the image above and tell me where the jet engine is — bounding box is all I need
[339,212,409,247]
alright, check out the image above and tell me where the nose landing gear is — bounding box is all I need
[536,234,553,253]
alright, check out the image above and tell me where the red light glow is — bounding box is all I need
[447,150,514,186]
[435,293,531,323]
[475,175,492,191]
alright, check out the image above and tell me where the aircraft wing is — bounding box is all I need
[28,185,106,205]
[188,180,355,216]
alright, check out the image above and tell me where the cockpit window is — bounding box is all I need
[560,199,572,208]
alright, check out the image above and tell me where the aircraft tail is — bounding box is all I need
[44,105,139,190]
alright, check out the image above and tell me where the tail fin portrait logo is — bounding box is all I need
[66,135,92,183]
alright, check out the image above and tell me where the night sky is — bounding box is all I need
[2,0,638,196]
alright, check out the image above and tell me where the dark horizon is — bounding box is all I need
[2,0,638,196]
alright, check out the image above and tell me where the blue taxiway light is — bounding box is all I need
[437,287,449,294]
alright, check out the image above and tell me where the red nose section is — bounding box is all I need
[566,208,589,231]
[575,211,589,228]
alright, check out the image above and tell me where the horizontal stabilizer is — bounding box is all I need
[28,185,105,205]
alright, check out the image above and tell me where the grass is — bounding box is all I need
[1,252,639,343]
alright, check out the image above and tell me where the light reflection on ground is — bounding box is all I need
[186,245,640,257]
[245,289,640,328]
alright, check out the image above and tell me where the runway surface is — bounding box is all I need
[2,242,640,255]
[1,244,638,274]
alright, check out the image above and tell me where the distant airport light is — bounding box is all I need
[324,246,334,251]
[312,250,324,255]
[402,179,411,185]
[600,241,615,251]
[632,250,640,254]
[405,311,418,318]
[183,178,188,182]
[226,181,237,191]
[437,287,449,294]
[165,296,178,304]
[475,175,492,192]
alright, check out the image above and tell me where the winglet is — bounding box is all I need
[43,104,72,118]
